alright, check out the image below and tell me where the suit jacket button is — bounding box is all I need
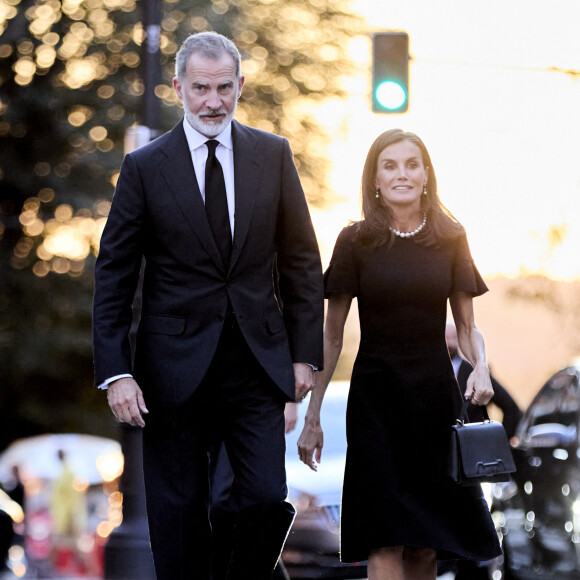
[216,314,224,322]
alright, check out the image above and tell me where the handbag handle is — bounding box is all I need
[456,397,491,425]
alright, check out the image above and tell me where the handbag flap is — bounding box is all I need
[453,420,516,479]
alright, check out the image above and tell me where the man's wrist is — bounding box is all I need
[98,373,133,390]
[295,362,318,372]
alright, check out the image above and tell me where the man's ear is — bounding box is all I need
[173,77,183,101]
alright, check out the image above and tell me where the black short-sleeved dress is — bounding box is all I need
[324,223,502,563]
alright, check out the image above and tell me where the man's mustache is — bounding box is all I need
[200,110,227,118]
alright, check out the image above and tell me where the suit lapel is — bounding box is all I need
[159,122,224,270]
[230,120,262,272]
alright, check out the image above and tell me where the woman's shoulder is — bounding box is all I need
[336,220,362,242]
[428,210,466,247]
[329,221,363,259]
[439,227,467,246]
[432,226,476,265]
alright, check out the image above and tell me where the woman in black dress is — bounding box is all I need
[297,129,501,579]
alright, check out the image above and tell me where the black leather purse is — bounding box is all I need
[448,398,516,485]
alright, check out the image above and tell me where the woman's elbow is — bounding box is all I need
[325,333,343,352]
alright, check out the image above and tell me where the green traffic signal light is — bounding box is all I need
[372,32,409,114]
[375,80,407,111]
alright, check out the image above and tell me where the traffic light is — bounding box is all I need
[372,32,409,113]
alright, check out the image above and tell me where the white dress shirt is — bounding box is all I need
[182,119,236,236]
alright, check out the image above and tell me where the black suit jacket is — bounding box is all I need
[93,120,324,408]
[456,358,522,438]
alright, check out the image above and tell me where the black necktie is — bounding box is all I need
[204,140,232,268]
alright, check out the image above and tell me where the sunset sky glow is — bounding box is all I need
[311,0,580,281]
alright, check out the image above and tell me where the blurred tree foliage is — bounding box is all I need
[0,0,366,449]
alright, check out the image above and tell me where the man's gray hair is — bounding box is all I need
[175,31,242,80]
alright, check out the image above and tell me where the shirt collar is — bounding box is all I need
[182,118,233,152]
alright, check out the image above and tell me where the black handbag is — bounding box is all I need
[448,398,516,485]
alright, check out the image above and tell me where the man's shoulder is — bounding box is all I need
[128,122,184,161]
[232,120,287,146]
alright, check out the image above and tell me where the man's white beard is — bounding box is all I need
[183,97,238,138]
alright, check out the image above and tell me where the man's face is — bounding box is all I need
[173,52,244,138]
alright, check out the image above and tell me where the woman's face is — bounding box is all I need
[375,140,428,211]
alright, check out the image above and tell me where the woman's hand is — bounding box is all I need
[464,363,494,406]
[450,291,494,407]
[297,418,324,471]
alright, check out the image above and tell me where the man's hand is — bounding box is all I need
[293,362,314,402]
[107,377,149,427]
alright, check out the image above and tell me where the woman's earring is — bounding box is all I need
[423,185,428,196]
[375,188,380,199]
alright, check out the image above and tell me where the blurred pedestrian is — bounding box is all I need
[445,321,520,579]
[298,129,501,579]
[2,465,25,565]
[4,467,24,511]
[49,450,87,575]
[49,450,86,539]
[0,508,13,577]
[92,31,324,580]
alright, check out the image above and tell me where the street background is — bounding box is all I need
[1,0,579,577]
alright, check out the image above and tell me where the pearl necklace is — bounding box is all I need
[389,213,427,238]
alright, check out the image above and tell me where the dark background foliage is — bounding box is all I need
[0,0,365,450]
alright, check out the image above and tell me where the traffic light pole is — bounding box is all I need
[103,0,161,577]
[141,0,161,135]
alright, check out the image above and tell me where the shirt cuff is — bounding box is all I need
[296,363,318,372]
[98,374,133,390]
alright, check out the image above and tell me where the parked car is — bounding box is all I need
[282,381,367,579]
[490,364,580,579]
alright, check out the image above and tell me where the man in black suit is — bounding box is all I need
[93,31,324,580]
[445,322,522,439]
